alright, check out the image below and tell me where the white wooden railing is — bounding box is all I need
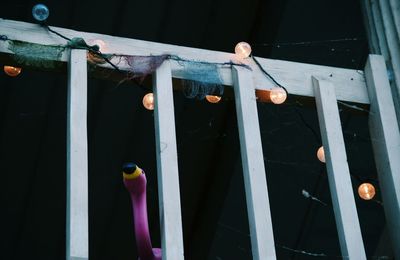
[1,19,400,259]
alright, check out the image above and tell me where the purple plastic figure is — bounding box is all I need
[123,163,162,260]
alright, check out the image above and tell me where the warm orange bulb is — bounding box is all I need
[317,146,325,163]
[143,93,154,110]
[4,66,22,77]
[205,95,221,103]
[358,183,376,200]
[235,42,252,59]
[270,87,287,104]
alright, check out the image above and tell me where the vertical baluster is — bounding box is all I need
[232,66,276,260]
[66,49,89,260]
[365,55,400,258]
[312,76,366,259]
[153,60,185,260]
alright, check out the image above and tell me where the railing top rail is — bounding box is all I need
[0,18,369,104]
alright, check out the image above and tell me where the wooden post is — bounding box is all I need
[232,66,276,260]
[378,0,400,119]
[364,55,400,259]
[153,60,185,260]
[66,49,89,260]
[312,76,366,259]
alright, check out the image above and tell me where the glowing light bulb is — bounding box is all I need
[32,4,49,22]
[235,42,252,59]
[143,93,154,110]
[270,87,287,104]
[358,183,376,200]
[206,95,221,103]
[87,39,107,63]
[4,66,22,77]
[90,39,107,53]
[317,146,325,163]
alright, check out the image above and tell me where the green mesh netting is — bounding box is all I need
[8,40,65,69]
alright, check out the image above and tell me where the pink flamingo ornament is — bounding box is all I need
[122,163,162,260]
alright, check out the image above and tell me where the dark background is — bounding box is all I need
[0,0,391,259]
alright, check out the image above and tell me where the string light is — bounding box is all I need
[3,66,22,77]
[143,93,154,110]
[32,4,49,22]
[255,89,287,104]
[358,183,376,200]
[235,42,252,59]
[252,56,289,104]
[270,87,287,104]
[19,18,378,226]
[17,16,377,209]
[205,95,221,103]
[317,146,325,163]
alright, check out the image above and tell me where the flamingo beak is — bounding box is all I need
[122,163,143,179]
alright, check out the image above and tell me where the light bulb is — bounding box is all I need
[317,146,325,163]
[87,39,107,63]
[235,42,252,59]
[32,4,49,22]
[143,93,154,110]
[89,39,107,53]
[270,87,287,104]
[358,183,376,200]
[205,95,221,103]
[4,66,22,77]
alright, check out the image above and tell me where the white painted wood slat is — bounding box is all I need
[66,49,89,260]
[312,76,366,259]
[364,55,400,259]
[153,60,184,260]
[232,66,276,260]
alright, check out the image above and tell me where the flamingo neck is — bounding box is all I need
[130,188,155,260]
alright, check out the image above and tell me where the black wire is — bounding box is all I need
[37,23,369,117]
[92,51,124,74]
[38,24,152,92]
[44,24,72,42]
[252,55,288,94]
[39,24,282,91]
[254,38,361,47]
[43,24,126,75]
[169,54,251,69]
[293,105,321,144]
[41,26,253,80]
[40,22,380,204]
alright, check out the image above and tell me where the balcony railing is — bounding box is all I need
[1,18,399,260]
